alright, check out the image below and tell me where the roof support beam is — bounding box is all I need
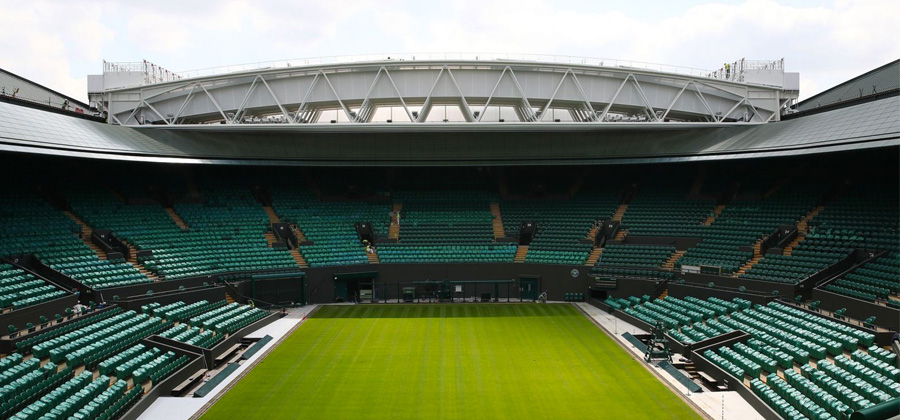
[171,84,197,124]
[232,76,261,124]
[259,77,290,122]
[477,66,535,122]
[537,69,574,122]
[142,100,170,125]
[568,71,597,121]
[417,66,476,122]
[320,71,355,122]
[382,68,415,123]
[444,67,476,122]
[661,81,691,121]
[199,84,230,123]
[292,72,321,123]
[599,75,631,122]
[629,76,660,121]
[692,88,718,122]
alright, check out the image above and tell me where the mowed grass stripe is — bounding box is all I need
[201,304,700,420]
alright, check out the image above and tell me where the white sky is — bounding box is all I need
[0,0,897,103]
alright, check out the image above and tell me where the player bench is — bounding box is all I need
[171,369,207,396]
[215,343,242,365]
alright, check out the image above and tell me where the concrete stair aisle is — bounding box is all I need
[702,204,726,226]
[307,174,323,200]
[498,169,510,199]
[289,249,309,268]
[186,172,200,197]
[225,293,236,304]
[105,185,128,203]
[658,289,669,299]
[293,225,307,242]
[126,243,158,280]
[263,206,281,224]
[763,175,791,199]
[264,232,279,247]
[489,203,505,239]
[584,247,603,266]
[689,165,708,196]
[514,245,529,263]
[663,250,686,270]
[784,205,825,256]
[610,203,629,241]
[568,168,591,196]
[735,239,764,277]
[783,237,805,256]
[796,205,825,234]
[389,203,402,240]
[63,211,106,260]
[682,361,700,381]
[611,203,628,222]
[165,208,189,230]
[263,206,284,248]
[367,250,380,264]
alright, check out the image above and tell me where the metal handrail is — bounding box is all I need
[162,52,716,81]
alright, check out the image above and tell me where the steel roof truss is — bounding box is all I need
[171,85,198,124]
[232,76,261,124]
[259,77,290,122]
[291,72,321,123]
[199,84,230,123]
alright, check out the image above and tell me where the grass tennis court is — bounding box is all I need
[201,304,701,420]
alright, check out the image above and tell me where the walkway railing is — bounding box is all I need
[159,53,716,81]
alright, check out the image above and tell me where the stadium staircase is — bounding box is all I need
[663,250,686,270]
[568,168,590,196]
[66,207,159,281]
[734,239,765,277]
[126,243,158,281]
[263,206,281,248]
[186,173,200,197]
[702,204,727,226]
[367,250,380,264]
[514,245,529,263]
[583,225,603,266]
[63,211,106,260]
[289,249,308,268]
[611,203,629,240]
[689,166,708,196]
[611,203,628,222]
[165,208,189,230]
[784,205,826,256]
[682,361,701,381]
[388,203,402,240]
[105,185,128,204]
[585,225,599,241]
[263,206,280,224]
[490,203,505,239]
[292,225,307,242]
[225,293,236,304]
[263,231,279,247]
[498,170,510,199]
[762,176,789,199]
[307,174,323,199]
[584,247,602,266]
